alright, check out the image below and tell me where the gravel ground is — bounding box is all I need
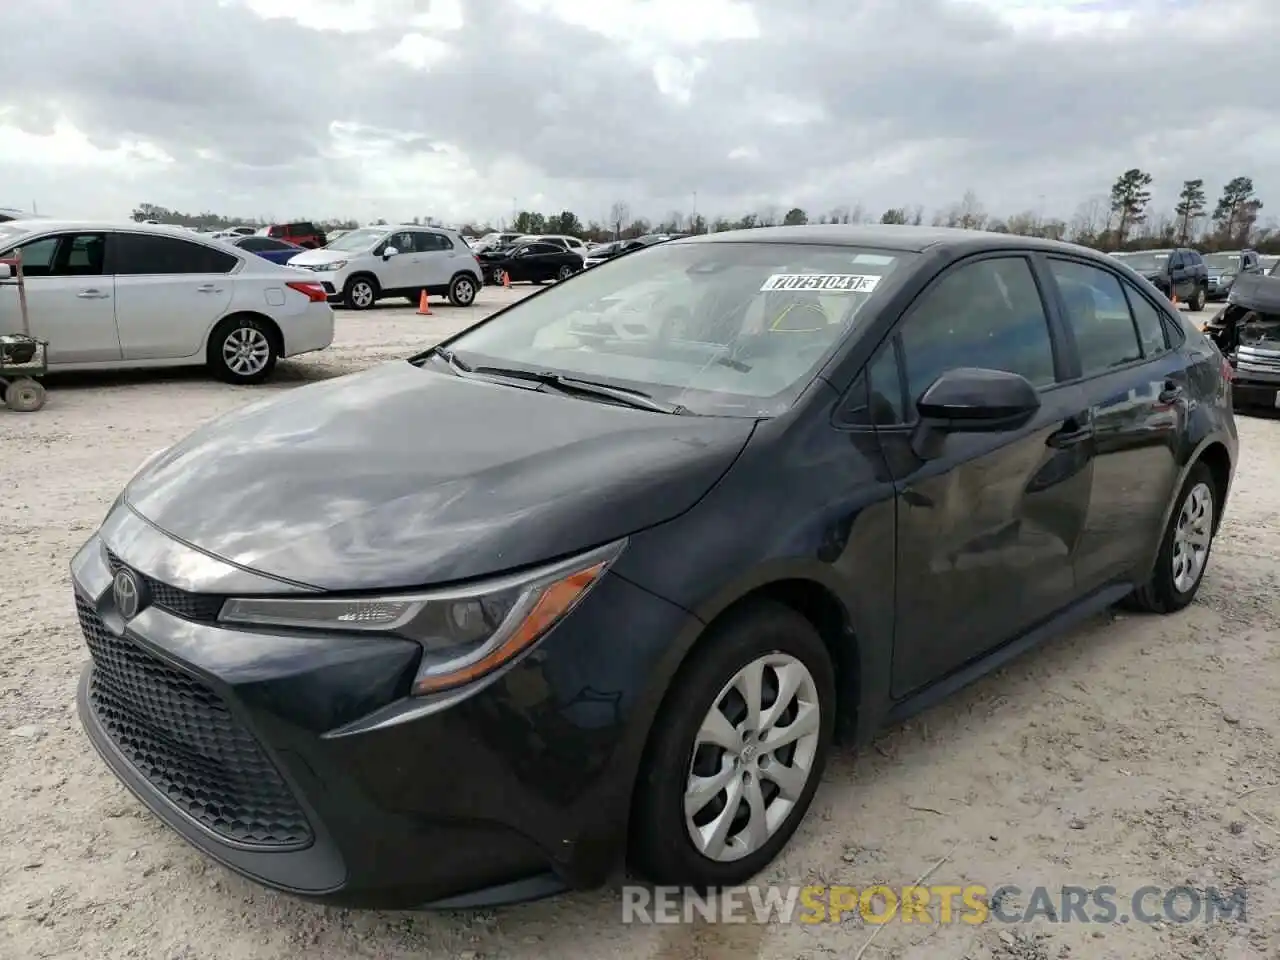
[2,293,1278,960]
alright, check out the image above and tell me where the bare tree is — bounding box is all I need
[608,201,630,240]
[1069,195,1108,244]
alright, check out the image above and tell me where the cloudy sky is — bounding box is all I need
[1,0,1275,229]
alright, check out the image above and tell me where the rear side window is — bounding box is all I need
[290,222,314,234]
[414,232,453,252]
[1048,259,1141,376]
[1123,285,1171,357]
[237,237,271,251]
[898,256,1056,410]
[112,234,239,275]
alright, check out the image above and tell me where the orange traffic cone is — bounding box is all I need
[502,271,511,289]
[417,290,431,315]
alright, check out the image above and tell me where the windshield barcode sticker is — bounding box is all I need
[760,274,880,293]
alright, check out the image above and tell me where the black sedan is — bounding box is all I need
[73,225,1235,909]
[477,240,582,285]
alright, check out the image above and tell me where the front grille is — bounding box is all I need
[77,596,313,849]
[105,551,224,621]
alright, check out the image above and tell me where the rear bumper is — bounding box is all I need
[281,303,335,357]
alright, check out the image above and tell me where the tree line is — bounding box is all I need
[129,170,1275,253]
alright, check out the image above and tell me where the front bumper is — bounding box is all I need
[71,506,696,908]
[1207,279,1233,299]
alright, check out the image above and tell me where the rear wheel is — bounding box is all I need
[630,600,835,888]
[1189,286,1206,312]
[1123,461,1217,613]
[556,264,574,282]
[207,315,279,384]
[448,273,478,306]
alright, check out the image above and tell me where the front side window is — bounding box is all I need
[898,256,1056,412]
[1048,259,1142,377]
[112,234,239,275]
[9,232,106,277]
[438,241,913,417]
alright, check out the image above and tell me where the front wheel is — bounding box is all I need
[208,315,279,384]
[343,275,378,310]
[630,600,835,888]
[448,273,478,307]
[1123,461,1217,613]
[556,264,574,282]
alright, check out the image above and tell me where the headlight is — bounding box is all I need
[313,260,347,271]
[218,539,625,695]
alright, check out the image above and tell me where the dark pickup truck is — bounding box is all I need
[1110,247,1209,310]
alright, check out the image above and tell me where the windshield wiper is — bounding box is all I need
[472,363,689,414]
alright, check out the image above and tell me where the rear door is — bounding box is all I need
[1041,255,1185,592]
[413,231,457,286]
[0,231,119,363]
[108,233,237,360]
[875,253,1093,697]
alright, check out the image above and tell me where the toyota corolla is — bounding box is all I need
[73,225,1235,909]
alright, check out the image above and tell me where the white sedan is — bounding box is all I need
[0,220,334,384]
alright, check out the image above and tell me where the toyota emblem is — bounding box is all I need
[113,568,145,619]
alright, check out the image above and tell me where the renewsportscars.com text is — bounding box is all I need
[621,884,1248,925]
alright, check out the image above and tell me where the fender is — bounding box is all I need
[1138,430,1234,578]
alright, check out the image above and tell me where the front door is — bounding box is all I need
[0,231,120,364]
[874,254,1093,697]
[380,230,421,292]
[1041,255,1184,592]
[108,232,237,360]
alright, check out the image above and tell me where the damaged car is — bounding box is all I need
[1204,272,1280,410]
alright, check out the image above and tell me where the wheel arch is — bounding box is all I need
[206,310,283,359]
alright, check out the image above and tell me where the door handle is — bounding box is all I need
[77,289,109,298]
[1158,381,1184,404]
[195,284,222,293]
[1047,416,1094,449]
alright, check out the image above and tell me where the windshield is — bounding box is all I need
[324,228,386,252]
[1113,251,1169,273]
[437,241,912,417]
[1205,253,1242,271]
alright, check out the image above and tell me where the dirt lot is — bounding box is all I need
[2,292,1278,960]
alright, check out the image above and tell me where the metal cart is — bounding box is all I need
[0,252,48,412]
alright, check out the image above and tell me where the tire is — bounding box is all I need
[1189,286,1206,312]
[448,273,478,307]
[3,377,46,412]
[630,600,835,889]
[490,267,506,286]
[207,315,279,385]
[556,264,574,282]
[343,275,379,310]
[1123,461,1217,613]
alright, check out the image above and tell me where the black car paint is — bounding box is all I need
[124,361,757,590]
[1115,247,1208,304]
[477,243,581,284]
[72,225,1237,909]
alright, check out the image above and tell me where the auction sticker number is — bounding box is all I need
[760,274,881,293]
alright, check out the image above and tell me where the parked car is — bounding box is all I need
[1204,249,1264,301]
[472,231,523,253]
[1109,248,1209,310]
[1204,272,1280,410]
[226,235,305,265]
[512,234,590,262]
[325,229,350,245]
[583,240,625,267]
[71,224,1235,909]
[262,222,328,249]
[0,219,333,383]
[287,224,483,309]
[1259,254,1278,276]
[0,207,29,223]
[476,240,583,285]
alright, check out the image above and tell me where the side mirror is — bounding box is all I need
[0,263,10,280]
[383,246,399,259]
[912,367,1040,458]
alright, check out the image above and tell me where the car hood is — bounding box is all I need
[124,361,756,591]
[287,247,366,266]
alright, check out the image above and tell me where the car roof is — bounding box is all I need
[0,219,237,240]
[673,224,1136,259]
